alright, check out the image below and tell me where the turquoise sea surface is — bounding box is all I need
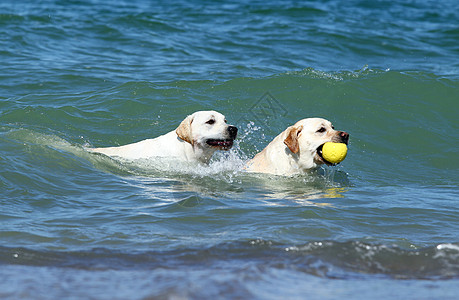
[1,0,459,299]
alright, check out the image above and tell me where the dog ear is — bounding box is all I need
[284,125,303,154]
[176,114,194,144]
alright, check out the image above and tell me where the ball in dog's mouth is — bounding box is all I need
[206,139,234,150]
[316,144,333,165]
[316,142,347,165]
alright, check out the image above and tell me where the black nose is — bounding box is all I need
[227,126,238,139]
[339,131,349,144]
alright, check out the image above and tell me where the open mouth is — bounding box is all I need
[206,139,234,150]
[316,144,335,166]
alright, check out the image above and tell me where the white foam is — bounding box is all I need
[5,127,348,194]
[436,243,459,252]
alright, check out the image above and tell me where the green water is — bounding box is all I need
[1,0,459,299]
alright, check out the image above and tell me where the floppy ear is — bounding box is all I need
[176,114,194,144]
[283,125,303,154]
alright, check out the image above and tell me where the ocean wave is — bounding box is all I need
[2,240,458,280]
[2,1,459,298]
[2,68,458,187]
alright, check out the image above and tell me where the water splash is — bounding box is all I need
[3,125,350,206]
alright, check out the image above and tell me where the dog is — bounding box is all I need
[88,110,238,163]
[245,118,349,175]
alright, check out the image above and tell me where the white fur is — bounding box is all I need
[88,111,236,164]
[245,118,348,175]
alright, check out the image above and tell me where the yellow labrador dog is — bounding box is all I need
[89,111,238,163]
[245,118,349,175]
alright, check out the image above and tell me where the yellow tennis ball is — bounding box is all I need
[322,142,348,164]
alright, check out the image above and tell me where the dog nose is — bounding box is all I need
[227,126,238,139]
[339,131,349,144]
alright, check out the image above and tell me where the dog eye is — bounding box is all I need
[316,127,326,133]
[206,119,216,125]
[224,119,227,123]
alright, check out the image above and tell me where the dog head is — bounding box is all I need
[283,118,349,169]
[176,110,238,151]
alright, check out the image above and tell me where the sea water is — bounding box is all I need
[1,0,459,299]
